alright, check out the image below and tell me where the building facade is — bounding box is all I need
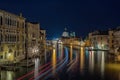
[39,29,46,64]
[113,27,120,55]
[25,22,40,58]
[89,31,109,50]
[108,30,114,49]
[0,10,25,64]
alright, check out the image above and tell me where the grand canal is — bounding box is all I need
[0,44,120,80]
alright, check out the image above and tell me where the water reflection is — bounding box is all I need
[89,51,94,74]
[80,47,84,74]
[118,72,120,80]
[52,48,57,73]
[1,71,15,80]
[58,44,61,59]
[70,43,73,61]
[60,44,63,60]
[96,51,105,78]
[58,43,63,60]
[2,46,120,80]
[101,51,105,78]
[97,51,101,67]
[34,58,40,78]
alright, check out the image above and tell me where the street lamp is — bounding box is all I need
[7,53,11,64]
[32,46,39,58]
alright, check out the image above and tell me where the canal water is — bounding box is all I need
[45,46,120,80]
[0,46,120,80]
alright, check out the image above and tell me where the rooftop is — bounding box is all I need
[0,9,25,19]
[91,30,108,35]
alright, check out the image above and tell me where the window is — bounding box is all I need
[0,55,3,59]
[101,37,102,40]
[17,36,19,41]
[112,40,114,43]
[8,18,10,25]
[10,19,12,26]
[14,51,16,57]
[0,34,3,42]
[17,21,19,27]
[94,37,96,40]
[0,16,3,25]
[17,52,19,56]
[5,17,8,25]
[0,47,3,51]
[5,35,7,42]
[107,39,109,43]
[22,22,24,28]
[5,52,7,59]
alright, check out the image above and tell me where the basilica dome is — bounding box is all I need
[62,28,69,38]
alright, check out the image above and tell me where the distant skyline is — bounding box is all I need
[1,0,120,39]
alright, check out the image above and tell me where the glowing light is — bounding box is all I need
[7,53,11,57]
[7,53,14,61]
[52,48,56,73]
[32,46,39,55]
[101,51,105,77]
[80,47,84,74]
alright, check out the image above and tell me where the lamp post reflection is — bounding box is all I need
[34,58,40,78]
[32,46,40,78]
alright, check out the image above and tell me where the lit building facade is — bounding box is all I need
[0,10,25,63]
[108,30,114,49]
[108,27,120,60]
[89,31,109,50]
[25,22,40,58]
[108,29,114,53]
[108,27,120,55]
[39,29,46,64]
[113,27,120,55]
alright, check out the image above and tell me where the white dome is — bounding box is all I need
[62,31,69,37]
[62,28,69,37]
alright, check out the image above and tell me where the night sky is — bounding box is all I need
[0,0,120,39]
